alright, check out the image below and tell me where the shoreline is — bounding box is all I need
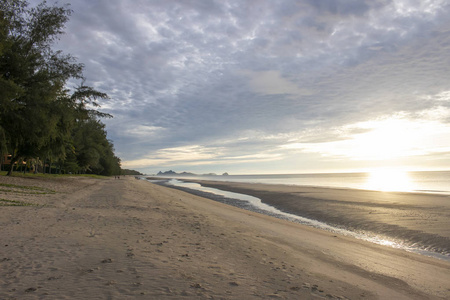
[145,170,450,196]
[1,175,449,299]
[158,178,450,260]
[146,176,450,197]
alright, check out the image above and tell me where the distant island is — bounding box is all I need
[156,170,230,177]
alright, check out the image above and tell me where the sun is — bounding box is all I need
[292,116,425,162]
[364,168,413,192]
[283,113,450,172]
[348,118,417,161]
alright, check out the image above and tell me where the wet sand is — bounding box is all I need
[1,176,449,299]
[183,180,450,257]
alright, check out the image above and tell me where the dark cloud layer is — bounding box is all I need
[34,0,450,173]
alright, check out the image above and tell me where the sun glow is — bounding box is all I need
[285,114,450,168]
[346,118,422,160]
[364,169,414,192]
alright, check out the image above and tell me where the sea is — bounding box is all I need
[157,170,450,195]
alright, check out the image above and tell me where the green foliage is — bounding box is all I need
[0,198,38,206]
[0,182,53,191]
[0,0,121,176]
[121,169,143,175]
[0,181,55,194]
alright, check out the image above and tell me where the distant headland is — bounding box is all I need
[156,170,229,177]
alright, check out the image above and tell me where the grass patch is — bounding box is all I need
[10,173,67,179]
[76,174,110,179]
[0,172,109,180]
[0,183,55,194]
[0,188,54,195]
[0,199,38,207]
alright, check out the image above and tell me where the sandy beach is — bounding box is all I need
[1,176,449,299]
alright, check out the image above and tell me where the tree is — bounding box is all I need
[0,0,84,175]
[121,169,143,175]
[0,5,23,159]
[0,1,121,176]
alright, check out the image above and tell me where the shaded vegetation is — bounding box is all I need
[121,169,143,176]
[0,0,121,176]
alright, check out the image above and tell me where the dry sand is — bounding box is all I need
[0,176,449,299]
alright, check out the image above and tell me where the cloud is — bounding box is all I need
[281,115,450,162]
[31,0,450,173]
[242,70,313,97]
[122,145,222,168]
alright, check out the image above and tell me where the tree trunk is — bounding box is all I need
[7,154,18,176]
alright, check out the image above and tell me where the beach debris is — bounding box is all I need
[25,287,37,293]
[106,280,116,286]
[101,258,113,263]
[127,247,135,257]
[88,228,96,237]
[190,283,202,289]
[302,283,310,289]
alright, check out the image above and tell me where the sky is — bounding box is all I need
[33,0,450,175]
